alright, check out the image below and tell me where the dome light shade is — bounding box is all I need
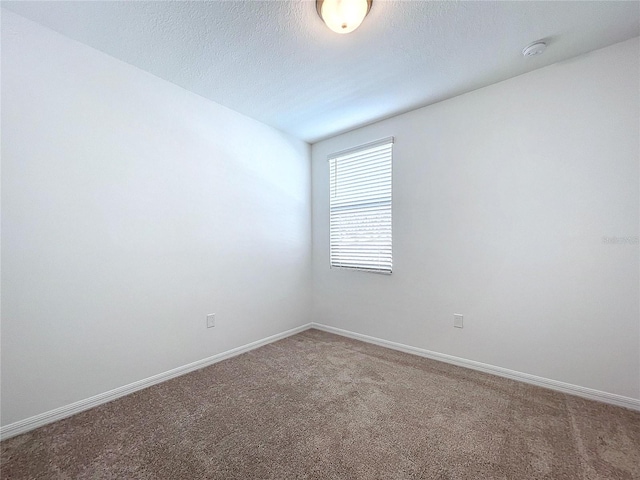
[317,0,372,34]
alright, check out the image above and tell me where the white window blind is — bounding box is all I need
[329,137,393,274]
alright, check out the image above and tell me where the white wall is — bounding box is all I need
[1,11,311,426]
[312,38,640,400]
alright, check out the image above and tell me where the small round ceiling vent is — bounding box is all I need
[522,42,547,57]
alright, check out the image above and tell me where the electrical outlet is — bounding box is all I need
[454,314,463,329]
[206,313,215,328]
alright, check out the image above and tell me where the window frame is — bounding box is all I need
[328,137,394,275]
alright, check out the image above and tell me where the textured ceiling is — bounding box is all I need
[3,1,639,143]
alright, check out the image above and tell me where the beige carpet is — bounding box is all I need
[1,329,639,479]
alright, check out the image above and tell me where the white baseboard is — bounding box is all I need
[4,321,638,440]
[311,322,640,412]
[0,323,312,441]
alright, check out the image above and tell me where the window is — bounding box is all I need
[329,137,393,274]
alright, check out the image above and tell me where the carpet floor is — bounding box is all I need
[1,329,639,479]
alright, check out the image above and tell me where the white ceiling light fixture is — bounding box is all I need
[522,41,547,57]
[317,0,372,34]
